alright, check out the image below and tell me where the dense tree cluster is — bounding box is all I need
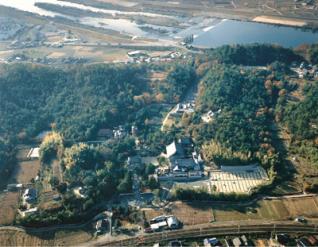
[0,62,194,182]
[196,65,271,154]
[309,44,318,65]
[0,138,16,188]
[284,82,318,139]
[206,44,302,66]
[284,82,318,165]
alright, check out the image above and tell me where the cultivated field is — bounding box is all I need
[143,196,318,226]
[0,147,41,225]
[143,202,214,225]
[283,197,318,218]
[0,192,19,225]
[0,229,93,246]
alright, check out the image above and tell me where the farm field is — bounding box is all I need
[0,147,41,225]
[143,196,318,226]
[0,228,93,246]
[0,192,19,225]
[143,202,214,226]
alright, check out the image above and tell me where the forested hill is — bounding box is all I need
[0,62,195,181]
[0,63,194,142]
[205,44,303,66]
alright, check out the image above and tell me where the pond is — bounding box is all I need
[193,19,318,48]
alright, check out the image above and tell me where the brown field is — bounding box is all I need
[143,202,213,225]
[11,148,41,185]
[144,197,318,226]
[283,197,318,218]
[0,147,41,225]
[253,16,307,27]
[0,192,19,225]
[10,160,40,185]
[0,229,93,246]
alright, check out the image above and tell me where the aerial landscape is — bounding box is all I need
[1,0,318,246]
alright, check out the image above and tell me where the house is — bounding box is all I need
[172,102,195,115]
[240,235,248,246]
[160,138,203,181]
[131,125,138,136]
[7,183,22,192]
[35,131,51,142]
[19,207,38,218]
[297,237,311,247]
[127,155,142,171]
[232,237,242,247]
[96,218,108,233]
[127,50,149,58]
[73,186,87,199]
[27,147,40,159]
[170,158,200,174]
[178,137,193,150]
[202,110,215,123]
[113,126,127,139]
[204,238,220,247]
[192,151,203,165]
[149,215,181,232]
[166,141,184,159]
[168,240,182,247]
[150,220,167,232]
[275,234,291,246]
[202,109,221,123]
[97,129,113,139]
[167,216,181,229]
[307,236,318,246]
[22,188,37,207]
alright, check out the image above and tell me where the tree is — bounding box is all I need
[117,172,133,193]
[39,132,64,164]
[148,177,159,190]
[63,143,97,170]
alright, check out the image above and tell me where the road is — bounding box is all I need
[93,220,318,246]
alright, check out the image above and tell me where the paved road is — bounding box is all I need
[93,220,318,246]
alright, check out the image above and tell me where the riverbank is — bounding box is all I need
[253,15,307,27]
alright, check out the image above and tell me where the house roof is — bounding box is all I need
[166,141,184,158]
[178,137,192,146]
[232,238,242,247]
[97,129,113,137]
[167,216,179,227]
[170,158,196,170]
[96,219,108,229]
[27,148,40,159]
[127,155,142,166]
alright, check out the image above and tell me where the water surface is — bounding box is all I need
[193,19,318,48]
